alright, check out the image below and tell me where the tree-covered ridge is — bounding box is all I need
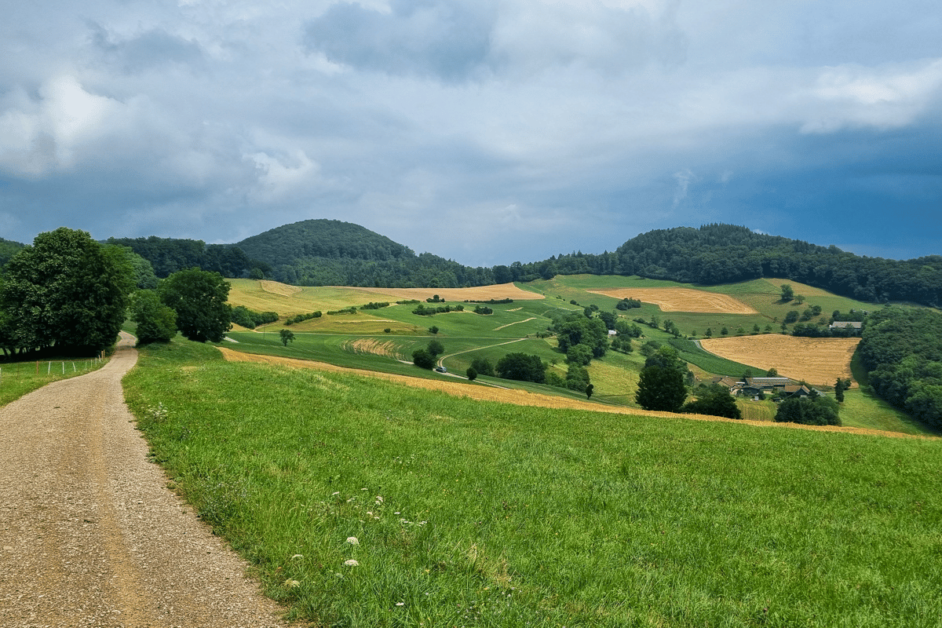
[858,308,942,428]
[236,219,495,288]
[506,225,942,307]
[0,237,25,268]
[105,236,263,279]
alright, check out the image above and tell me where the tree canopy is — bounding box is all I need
[159,268,232,343]
[496,353,546,383]
[1,228,134,355]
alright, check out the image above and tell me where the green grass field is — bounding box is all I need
[0,356,107,408]
[123,337,942,627]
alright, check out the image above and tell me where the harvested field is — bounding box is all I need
[259,280,302,296]
[343,283,545,302]
[701,336,861,386]
[588,288,757,314]
[216,347,927,440]
[341,338,400,359]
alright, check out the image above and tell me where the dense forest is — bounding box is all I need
[506,225,942,307]
[104,236,266,279]
[857,308,942,429]
[235,220,495,288]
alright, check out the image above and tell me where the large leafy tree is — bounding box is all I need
[159,268,232,342]
[130,290,177,344]
[496,353,546,383]
[635,365,687,412]
[1,228,134,355]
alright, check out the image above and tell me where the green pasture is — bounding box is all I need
[124,337,942,628]
[0,355,107,408]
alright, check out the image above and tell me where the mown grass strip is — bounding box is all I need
[124,338,942,627]
[0,356,107,407]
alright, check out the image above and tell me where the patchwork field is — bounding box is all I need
[587,287,758,314]
[701,336,861,386]
[343,283,546,302]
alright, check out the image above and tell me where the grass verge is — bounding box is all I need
[0,355,108,408]
[123,337,942,627]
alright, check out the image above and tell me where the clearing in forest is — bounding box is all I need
[588,288,757,314]
[343,283,545,302]
[701,336,860,386]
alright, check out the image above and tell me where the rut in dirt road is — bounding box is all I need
[0,334,295,628]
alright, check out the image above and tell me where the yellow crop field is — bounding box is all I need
[216,347,924,439]
[701,336,860,386]
[587,288,757,314]
[341,338,402,359]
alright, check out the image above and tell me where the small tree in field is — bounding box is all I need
[780,284,794,302]
[429,325,439,334]
[280,329,295,347]
[412,348,435,369]
[466,366,477,381]
[427,339,445,357]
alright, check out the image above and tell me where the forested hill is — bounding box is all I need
[0,237,25,268]
[235,219,494,287]
[508,225,941,307]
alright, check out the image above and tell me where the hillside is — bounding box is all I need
[0,237,25,268]
[235,219,494,287]
[514,224,942,307]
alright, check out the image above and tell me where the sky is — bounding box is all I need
[1,0,940,267]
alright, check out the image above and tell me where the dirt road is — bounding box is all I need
[0,334,293,628]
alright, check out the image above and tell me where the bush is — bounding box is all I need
[682,384,742,419]
[496,353,546,383]
[412,348,435,369]
[466,367,477,381]
[470,357,494,377]
[774,395,841,426]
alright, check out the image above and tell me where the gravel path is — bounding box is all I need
[0,334,295,628]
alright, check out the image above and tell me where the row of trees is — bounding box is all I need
[857,307,942,428]
[0,228,233,358]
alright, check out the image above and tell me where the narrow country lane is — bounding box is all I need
[0,333,294,628]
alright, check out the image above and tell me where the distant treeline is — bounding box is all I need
[503,225,942,307]
[104,236,270,279]
[858,308,942,428]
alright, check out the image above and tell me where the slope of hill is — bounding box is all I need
[0,237,25,268]
[235,219,495,288]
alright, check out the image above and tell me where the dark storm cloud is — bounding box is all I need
[303,0,498,81]
[89,24,205,73]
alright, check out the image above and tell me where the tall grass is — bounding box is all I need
[124,338,942,627]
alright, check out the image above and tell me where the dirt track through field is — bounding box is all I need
[0,333,292,628]
[217,348,929,440]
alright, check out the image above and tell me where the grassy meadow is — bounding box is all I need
[123,337,942,627]
[0,356,107,408]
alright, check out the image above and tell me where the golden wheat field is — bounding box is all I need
[343,283,545,302]
[215,347,925,439]
[341,338,401,359]
[700,336,861,386]
[587,288,758,314]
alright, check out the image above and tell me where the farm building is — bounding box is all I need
[829,321,862,331]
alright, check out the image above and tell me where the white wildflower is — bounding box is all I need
[284,579,300,588]
[396,602,405,607]
[344,559,359,567]
[291,554,303,560]
[331,491,340,496]
[346,536,359,545]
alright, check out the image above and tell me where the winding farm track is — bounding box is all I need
[0,333,293,628]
